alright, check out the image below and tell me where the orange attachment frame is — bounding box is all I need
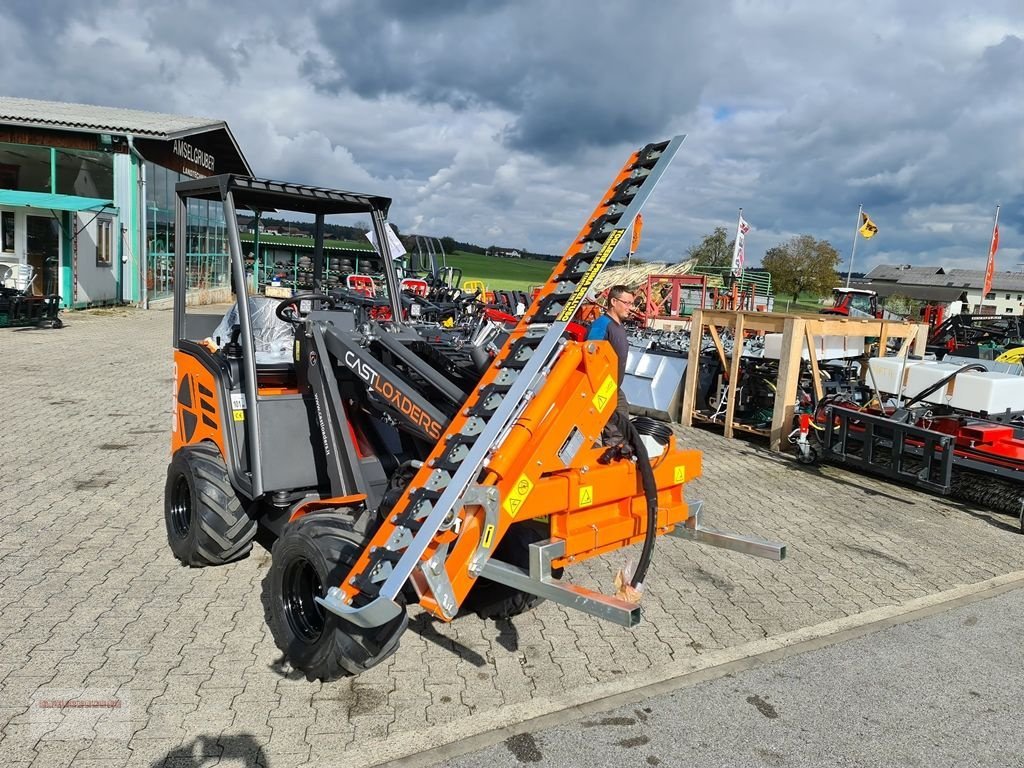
[358,339,700,621]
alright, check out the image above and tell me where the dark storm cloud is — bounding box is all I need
[142,1,270,84]
[0,0,1022,270]
[306,1,720,154]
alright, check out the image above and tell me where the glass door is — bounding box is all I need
[26,215,60,297]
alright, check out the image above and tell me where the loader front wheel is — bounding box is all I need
[264,513,408,681]
[164,443,256,567]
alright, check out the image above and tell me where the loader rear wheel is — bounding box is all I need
[164,443,256,567]
[264,513,408,681]
[462,521,555,621]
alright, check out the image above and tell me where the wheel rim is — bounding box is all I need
[170,476,192,538]
[283,557,326,644]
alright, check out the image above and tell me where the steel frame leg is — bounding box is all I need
[668,501,787,560]
[480,539,642,627]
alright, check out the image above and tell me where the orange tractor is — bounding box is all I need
[164,140,784,680]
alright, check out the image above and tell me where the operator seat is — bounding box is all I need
[210,296,294,367]
[347,274,376,297]
[400,277,430,297]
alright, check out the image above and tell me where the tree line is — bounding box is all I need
[243,217,558,262]
[685,227,841,301]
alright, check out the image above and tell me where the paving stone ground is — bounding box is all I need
[2,307,1023,768]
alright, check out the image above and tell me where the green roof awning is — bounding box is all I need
[0,190,115,213]
[239,232,374,252]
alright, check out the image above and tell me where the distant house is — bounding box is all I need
[238,217,276,235]
[861,263,1024,315]
[489,248,522,259]
[864,264,946,283]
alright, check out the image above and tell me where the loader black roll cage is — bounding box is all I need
[172,174,406,500]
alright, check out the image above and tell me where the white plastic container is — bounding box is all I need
[867,357,923,395]
[762,333,866,361]
[948,371,1024,415]
[904,363,963,405]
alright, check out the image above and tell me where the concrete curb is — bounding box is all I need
[366,569,1024,768]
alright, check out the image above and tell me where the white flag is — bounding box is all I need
[730,216,751,277]
[365,222,407,259]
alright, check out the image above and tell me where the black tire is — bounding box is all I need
[795,446,819,465]
[264,513,408,681]
[164,443,256,567]
[461,521,555,621]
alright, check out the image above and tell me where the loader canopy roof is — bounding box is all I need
[175,174,392,216]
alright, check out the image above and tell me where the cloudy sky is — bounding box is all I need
[4,0,1022,274]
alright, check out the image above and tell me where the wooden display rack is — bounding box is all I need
[680,309,928,451]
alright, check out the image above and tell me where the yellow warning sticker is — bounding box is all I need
[232,410,245,422]
[503,474,534,518]
[673,465,686,483]
[481,524,495,549]
[556,229,625,322]
[578,485,594,508]
[592,375,617,413]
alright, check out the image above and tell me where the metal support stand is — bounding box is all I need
[668,501,787,560]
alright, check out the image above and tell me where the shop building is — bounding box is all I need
[0,97,252,308]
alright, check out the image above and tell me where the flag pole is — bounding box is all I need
[845,203,863,288]
[991,203,1001,250]
[736,207,744,283]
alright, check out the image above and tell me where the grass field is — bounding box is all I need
[777,292,830,313]
[444,251,555,290]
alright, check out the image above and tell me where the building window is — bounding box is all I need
[144,161,229,301]
[1006,293,1012,300]
[985,292,995,300]
[1,211,13,252]
[55,149,114,200]
[0,143,52,193]
[96,218,113,266]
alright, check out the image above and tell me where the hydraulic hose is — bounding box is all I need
[622,416,659,590]
[631,416,674,450]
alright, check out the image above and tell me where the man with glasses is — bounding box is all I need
[586,284,634,447]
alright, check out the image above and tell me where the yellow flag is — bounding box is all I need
[859,212,878,239]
